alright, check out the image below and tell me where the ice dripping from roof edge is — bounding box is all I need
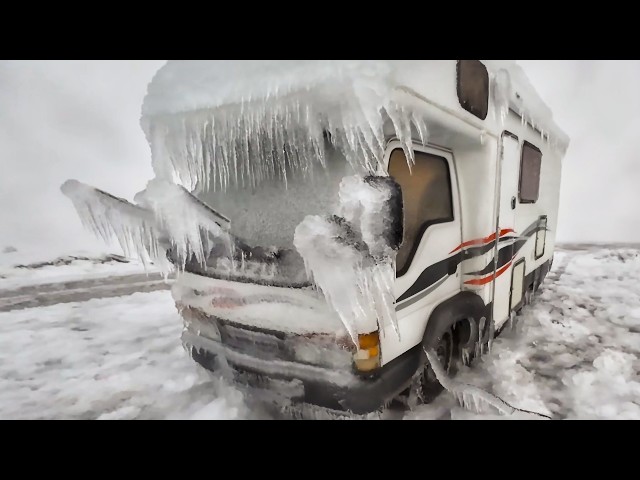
[142,94,427,193]
[140,61,568,193]
[62,61,568,293]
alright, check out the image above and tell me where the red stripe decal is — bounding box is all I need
[449,228,515,254]
[464,261,512,286]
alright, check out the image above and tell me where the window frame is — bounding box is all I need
[456,60,490,121]
[388,148,455,278]
[534,215,548,260]
[518,141,543,204]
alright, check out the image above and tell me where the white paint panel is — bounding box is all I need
[381,142,462,366]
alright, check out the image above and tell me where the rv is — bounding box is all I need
[63,60,569,415]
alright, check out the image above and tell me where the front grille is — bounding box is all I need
[179,306,352,369]
[219,322,294,362]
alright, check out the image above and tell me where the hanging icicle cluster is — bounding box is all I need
[140,61,429,193]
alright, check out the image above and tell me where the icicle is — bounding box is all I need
[424,348,551,419]
[140,178,233,270]
[492,68,512,125]
[142,76,427,193]
[60,179,167,270]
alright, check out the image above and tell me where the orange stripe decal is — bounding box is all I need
[464,261,512,286]
[449,229,515,254]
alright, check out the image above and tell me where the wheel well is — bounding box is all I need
[422,291,487,350]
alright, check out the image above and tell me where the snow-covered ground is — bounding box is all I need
[0,250,154,291]
[1,246,638,419]
[0,291,256,420]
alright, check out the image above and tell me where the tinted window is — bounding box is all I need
[388,149,453,275]
[457,60,489,120]
[519,142,542,203]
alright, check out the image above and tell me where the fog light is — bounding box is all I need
[354,331,381,372]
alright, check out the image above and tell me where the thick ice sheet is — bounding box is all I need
[172,272,348,336]
[141,61,568,192]
[141,60,431,191]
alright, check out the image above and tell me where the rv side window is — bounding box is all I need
[388,149,454,275]
[519,142,542,203]
[456,60,489,120]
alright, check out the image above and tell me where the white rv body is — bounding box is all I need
[62,60,569,414]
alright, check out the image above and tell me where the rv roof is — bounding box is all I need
[140,61,569,191]
[142,60,568,148]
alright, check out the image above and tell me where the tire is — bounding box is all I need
[414,328,455,404]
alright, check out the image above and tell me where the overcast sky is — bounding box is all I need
[1,60,639,262]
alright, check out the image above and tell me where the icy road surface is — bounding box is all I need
[0,246,639,419]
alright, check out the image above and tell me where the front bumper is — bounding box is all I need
[183,330,422,415]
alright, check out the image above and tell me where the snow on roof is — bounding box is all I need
[141,60,395,118]
[143,61,567,138]
[140,60,568,190]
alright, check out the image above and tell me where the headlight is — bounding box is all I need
[354,331,381,372]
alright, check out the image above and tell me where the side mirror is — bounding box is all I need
[364,176,404,252]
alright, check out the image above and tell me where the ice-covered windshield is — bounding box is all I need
[174,141,359,286]
[198,142,356,251]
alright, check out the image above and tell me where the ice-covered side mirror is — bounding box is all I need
[363,176,403,252]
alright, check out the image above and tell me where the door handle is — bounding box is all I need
[511,196,517,210]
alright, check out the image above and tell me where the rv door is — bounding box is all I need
[492,132,520,328]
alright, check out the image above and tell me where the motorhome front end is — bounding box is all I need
[62,60,569,415]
